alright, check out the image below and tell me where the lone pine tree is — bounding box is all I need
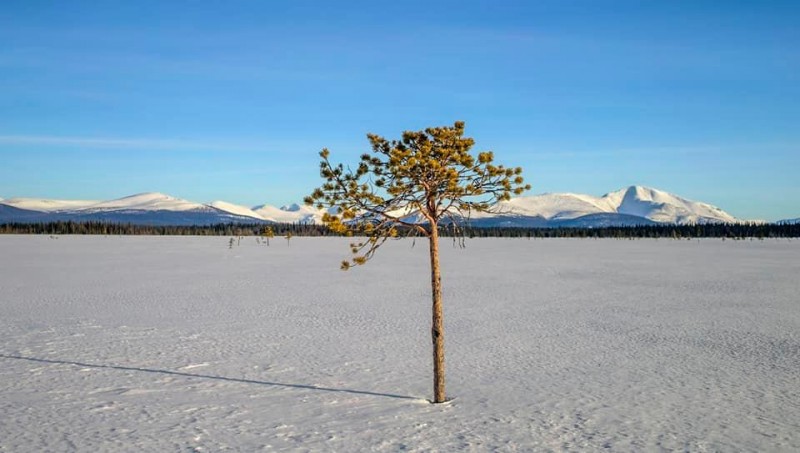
[305,121,529,403]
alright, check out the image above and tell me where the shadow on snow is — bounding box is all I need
[0,354,420,401]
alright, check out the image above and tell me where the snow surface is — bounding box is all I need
[1,236,798,451]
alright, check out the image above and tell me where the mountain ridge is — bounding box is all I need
[0,186,765,227]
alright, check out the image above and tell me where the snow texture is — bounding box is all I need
[1,236,798,451]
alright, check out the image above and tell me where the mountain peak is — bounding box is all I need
[281,203,302,212]
[603,186,736,224]
[625,185,654,195]
[605,185,659,198]
[80,192,203,212]
[479,185,740,226]
[117,192,172,201]
[208,200,263,220]
[0,196,101,212]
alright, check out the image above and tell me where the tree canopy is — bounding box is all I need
[305,121,531,269]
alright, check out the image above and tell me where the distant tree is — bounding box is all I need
[263,226,275,246]
[306,121,530,403]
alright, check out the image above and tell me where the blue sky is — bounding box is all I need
[0,1,798,220]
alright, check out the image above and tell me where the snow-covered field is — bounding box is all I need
[1,236,798,452]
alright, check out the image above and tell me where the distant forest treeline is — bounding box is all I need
[1,221,798,238]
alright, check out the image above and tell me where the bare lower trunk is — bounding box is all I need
[429,225,446,403]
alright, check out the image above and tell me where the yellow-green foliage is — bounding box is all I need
[262,226,274,245]
[306,121,530,269]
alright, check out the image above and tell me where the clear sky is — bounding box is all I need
[1,1,798,220]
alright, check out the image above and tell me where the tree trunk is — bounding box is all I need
[429,224,446,403]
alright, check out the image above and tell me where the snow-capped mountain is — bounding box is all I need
[209,200,265,220]
[76,192,204,213]
[1,197,101,212]
[0,192,268,226]
[252,203,328,224]
[468,185,738,227]
[609,186,737,224]
[0,203,50,222]
[777,218,800,225]
[0,186,751,227]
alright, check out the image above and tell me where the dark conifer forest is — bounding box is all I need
[1,221,797,238]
